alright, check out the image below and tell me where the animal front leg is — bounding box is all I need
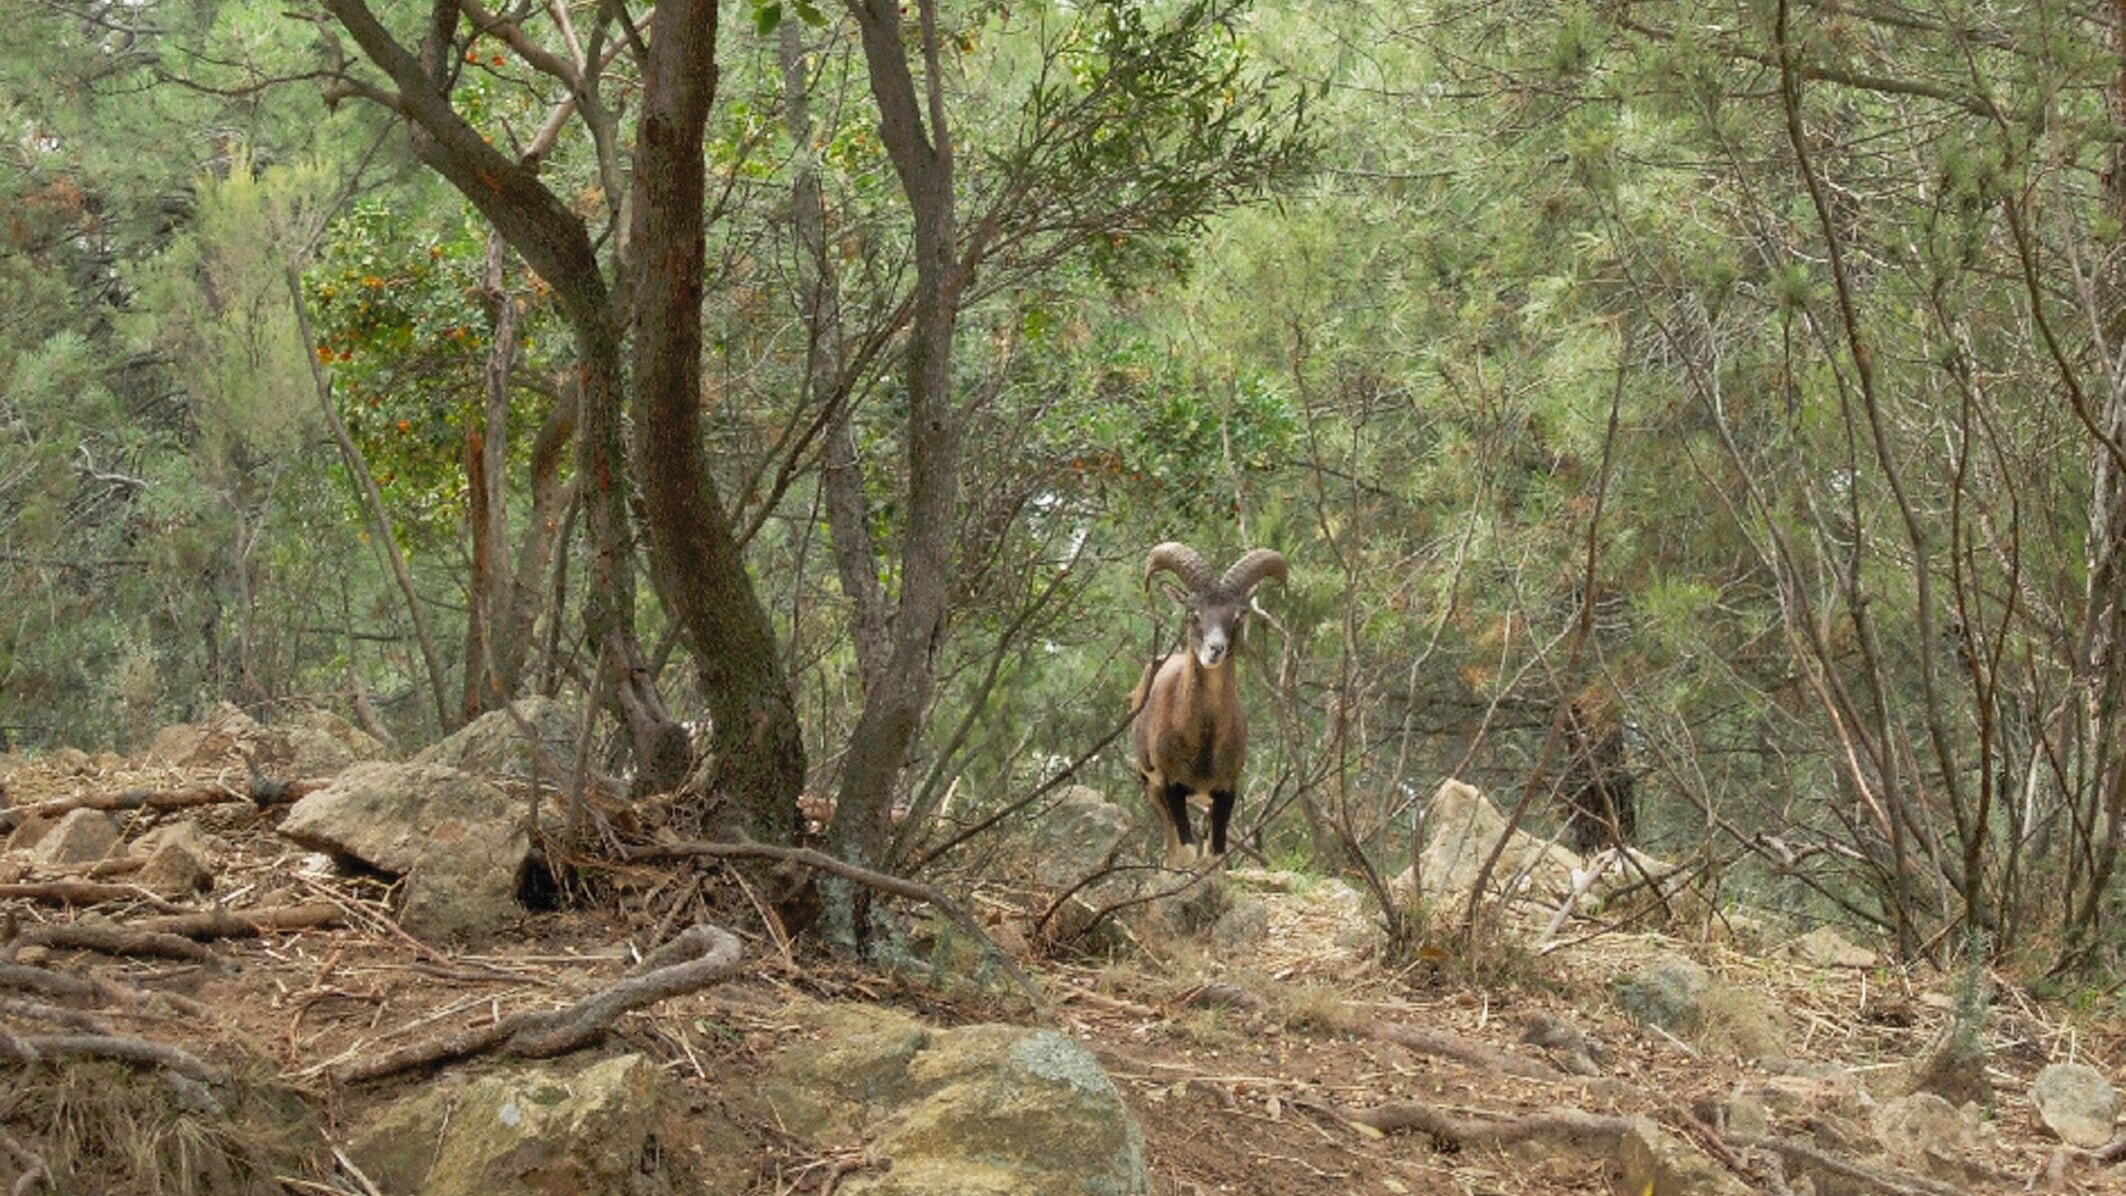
[1209,789,1236,857]
[1163,782,1199,866]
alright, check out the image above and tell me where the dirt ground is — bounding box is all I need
[3,749,2125,1195]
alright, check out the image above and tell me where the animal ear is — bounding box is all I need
[1157,578,1192,608]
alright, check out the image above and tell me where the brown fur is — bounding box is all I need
[1129,543,1284,866]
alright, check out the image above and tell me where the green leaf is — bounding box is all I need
[753,1,782,36]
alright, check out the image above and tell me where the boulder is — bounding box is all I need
[131,819,227,864]
[135,839,212,897]
[146,704,269,769]
[1787,926,1879,969]
[277,761,525,938]
[1872,1091,1968,1175]
[1210,895,1271,952]
[2032,1062,2119,1148]
[349,1053,666,1196]
[1613,954,1709,1035]
[768,1003,1148,1196]
[1389,779,1582,910]
[5,812,55,855]
[1613,953,1787,1057]
[1618,1116,1754,1196]
[1030,787,1133,889]
[31,809,121,867]
[416,696,580,782]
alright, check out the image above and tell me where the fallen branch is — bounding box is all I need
[0,1027,220,1082]
[0,882,187,911]
[629,839,1047,1012]
[0,778,327,834]
[12,923,216,963]
[1329,1099,1632,1148]
[132,903,343,940]
[0,995,115,1035]
[333,923,743,1084]
[0,962,209,1019]
[1365,1020,1566,1082]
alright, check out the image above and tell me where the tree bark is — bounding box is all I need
[826,0,966,931]
[627,0,804,839]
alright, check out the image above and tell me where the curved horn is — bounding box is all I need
[1220,548,1287,594]
[1144,542,1216,594]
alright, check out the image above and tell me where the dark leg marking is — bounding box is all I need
[1209,790,1235,855]
[1164,782,1196,847]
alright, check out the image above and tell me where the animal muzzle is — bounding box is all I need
[1196,631,1229,668]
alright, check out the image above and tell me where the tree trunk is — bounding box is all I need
[781,20,891,692]
[826,0,966,917]
[628,0,804,840]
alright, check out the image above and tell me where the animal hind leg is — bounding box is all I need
[1209,789,1236,856]
[1163,782,1198,865]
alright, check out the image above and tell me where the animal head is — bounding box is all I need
[1144,542,1287,670]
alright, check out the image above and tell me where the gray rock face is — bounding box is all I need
[1614,954,1710,1033]
[1618,1116,1755,1196]
[31,809,120,867]
[1031,786,1133,889]
[2033,1061,2120,1148]
[135,838,212,897]
[349,1053,665,1196]
[277,761,525,938]
[1872,1091,1968,1175]
[416,696,579,782]
[1389,779,1583,909]
[1788,926,1879,969]
[1613,953,1787,1057]
[768,1003,1148,1196]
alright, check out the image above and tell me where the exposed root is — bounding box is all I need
[333,922,743,1084]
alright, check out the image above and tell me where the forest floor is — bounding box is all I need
[2,745,2124,1195]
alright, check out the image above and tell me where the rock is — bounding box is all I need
[1522,1015,1608,1077]
[49,746,91,774]
[277,761,526,938]
[1210,896,1270,952]
[1788,926,1879,969]
[5,812,55,855]
[132,819,227,864]
[349,1053,666,1196]
[30,809,120,867]
[284,707,389,769]
[1613,954,1709,1034]
[146,704,269,769]
[768,1003,1148,1196]
[135,839,212,897]
[1389,779,1582,911]
[1031,787,1133,889]
[1872,1091,1968,1174]
[2033,1062,2119,1148]
[1613,953,1787,1057]
[1721,1085,1771,1139]
[1618,1116,1754,1196]
[416,696,580,782]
